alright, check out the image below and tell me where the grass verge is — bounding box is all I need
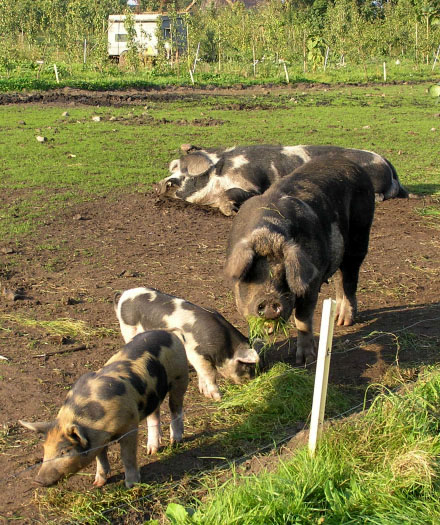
[169,366,440,524]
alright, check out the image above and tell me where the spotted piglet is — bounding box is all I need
[19,330,188,488]
[114,287,260,401]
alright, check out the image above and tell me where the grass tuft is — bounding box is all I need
[0,313,115,340]
[214,363,350,445]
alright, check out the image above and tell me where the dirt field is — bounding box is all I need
[0,92,439,522]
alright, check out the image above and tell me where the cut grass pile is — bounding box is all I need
[170,366,440,524]
[0,314,115,341]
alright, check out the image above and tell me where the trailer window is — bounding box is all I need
[115,34,128,42]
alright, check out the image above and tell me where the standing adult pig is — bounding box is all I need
[114,287,260,401]
[19,330,188,488]
[225,155,375,365]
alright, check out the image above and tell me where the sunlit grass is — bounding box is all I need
[0,313,115,340]
[171,367,440,524]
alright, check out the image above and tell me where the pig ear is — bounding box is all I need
[169,159,180,173]
[66,424,89,449]
[19,420,54,435]
[181,143,201,153]
[186,153,214,176]
[235,347,260,364]
[283,242,318,297]
[113,291,121,312]
[225,240,255,280]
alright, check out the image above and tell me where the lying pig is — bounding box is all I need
[225,155,375,364]
[156,143,407,215]
[19,330,188,488]
[114,287,260,401]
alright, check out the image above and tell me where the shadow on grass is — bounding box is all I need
[80,301,440,524]
[405,183,440,195]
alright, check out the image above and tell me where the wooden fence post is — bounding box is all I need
[308,298,337,456]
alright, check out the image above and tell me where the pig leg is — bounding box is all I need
[120,323,142,344]
[146,408,162,454]
[188,351,221,400]
[294,293,318,365]
[93,447,110,487]
[223,188,259,215]
[334,255,365,326]
[168,386,185,445]
[119,430,140,488]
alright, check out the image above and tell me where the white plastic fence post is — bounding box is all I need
[308,298,337,456]
[432,44,440,71]
[383,61,387,81]
[283,62,289,83]
[54,64,59,83]
[192,41,200,74]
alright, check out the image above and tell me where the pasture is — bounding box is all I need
[0,82,440,523]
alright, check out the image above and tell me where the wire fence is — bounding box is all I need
[1,312,440,522]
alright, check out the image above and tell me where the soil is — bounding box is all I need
[0,90,439,523]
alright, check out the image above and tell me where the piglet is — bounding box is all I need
[19,330,188,488]
[114,287,260,401]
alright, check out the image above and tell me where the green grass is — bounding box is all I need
[0,59,439,92]
[169,366,440,524]
[39,364,440,523]
[35,363,352,522]
[1,82,439,240]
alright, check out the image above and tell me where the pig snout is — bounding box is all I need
[256,298,283,320]
[156,178,181,196]
[35,466,63,487]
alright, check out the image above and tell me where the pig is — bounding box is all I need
[19,330,188,488]
[114,287,260,401]
[156,143,407,215]
[224,155,375,365]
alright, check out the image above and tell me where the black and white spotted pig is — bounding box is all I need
[19,330,188,488]
[156,143,407,215]
[114,287,259,401]
[225,155,375,364]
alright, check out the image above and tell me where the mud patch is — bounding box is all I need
[0,189,439,522]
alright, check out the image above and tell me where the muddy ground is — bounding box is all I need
[0,89,439,523]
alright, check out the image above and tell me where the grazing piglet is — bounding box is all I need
[19,330,188,488]
[225,155,375,364]
[114,287,260,401]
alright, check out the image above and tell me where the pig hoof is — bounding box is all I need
[203,388,221,401]
[146,444,159,455]
[93,476,107,488]
[199,382,222,401]
[170,434,183,445]
[125,473,141,488]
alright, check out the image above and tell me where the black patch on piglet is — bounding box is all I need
[128,369,146,395]
[72,401,106,422]
[146,359,168,401]
[103,360,131,374]
[145,391,160,415]
[97,376,126,400]
[71,371,95,398]
[124,331,172,360]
